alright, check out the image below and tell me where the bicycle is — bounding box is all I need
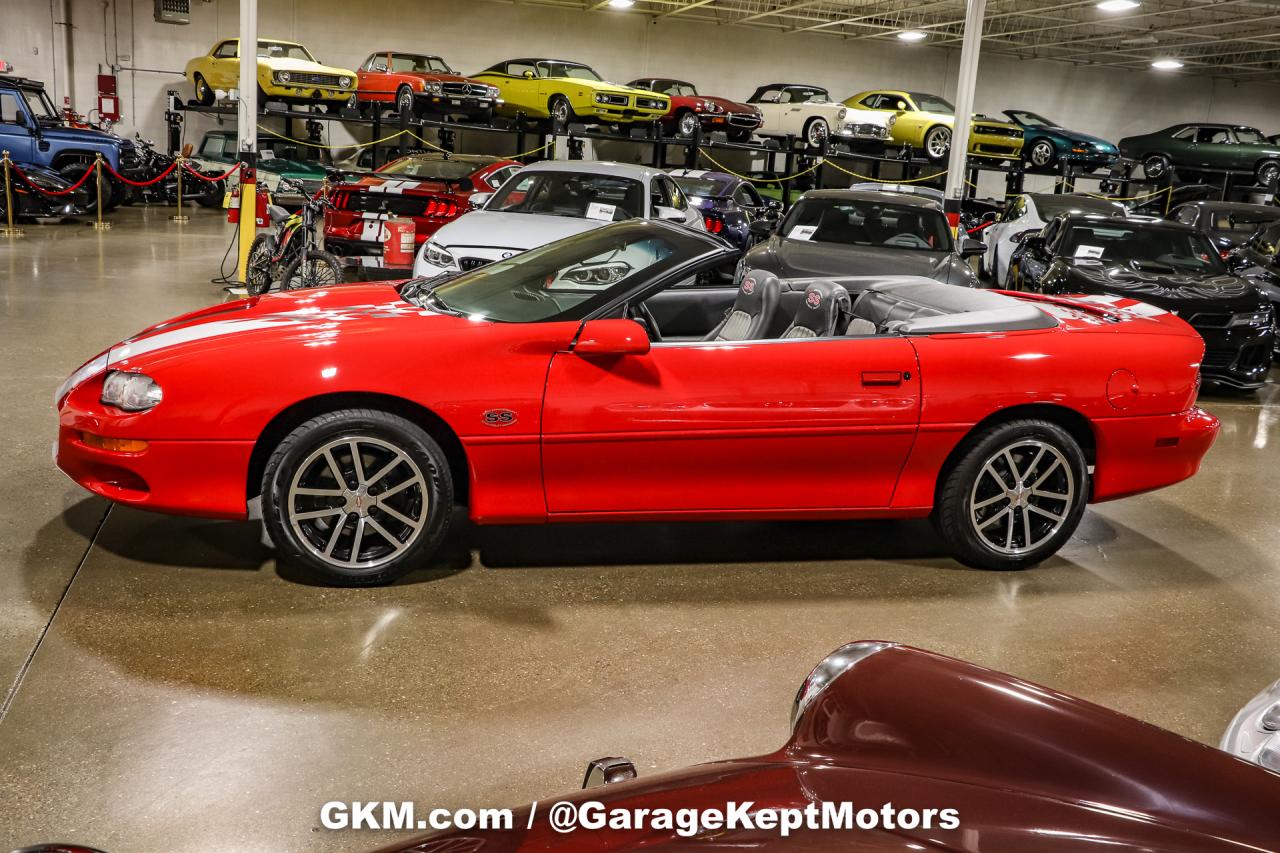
[246,178,344,295]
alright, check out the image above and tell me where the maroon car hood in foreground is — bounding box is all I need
[379,645,1280,851]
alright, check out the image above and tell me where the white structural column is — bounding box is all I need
[942,0,987,229]
[236,0,259,282]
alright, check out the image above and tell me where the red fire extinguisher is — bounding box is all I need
[383,218,416,265]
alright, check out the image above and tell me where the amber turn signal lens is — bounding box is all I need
[80,432,149,453]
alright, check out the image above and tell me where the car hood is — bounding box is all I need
[36,125,123,150]
[750,238,974,284]
[382,71,478,84]
[431,209,607,251]
[256,57,356,76]
[1039,125,1116,149]
[1062,260,1268,311]
[700,94,754,113]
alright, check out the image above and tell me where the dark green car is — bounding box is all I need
[1118,123,1280,186]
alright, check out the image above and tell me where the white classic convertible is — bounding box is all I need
[747,83,892,150]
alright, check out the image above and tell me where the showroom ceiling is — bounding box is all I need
[593,0,1280,81]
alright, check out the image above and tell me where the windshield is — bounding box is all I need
[1212,208,1280,233]
[673,177,732,198]
[373,54,451,73]
[1007,110,1052,127]
[488,171,645,220]
[540,62,602,81]
[780,197,952,252]
[20,86,61,122]
[909,92,955,113]
[1060,223,1227,273]
[789,87,829,103]
[1234,128,1267,144]
[257,41,315,61]
[380,156,488,180]
[412,226,709,322]
[258,140,332,167]
[659,81,697,96]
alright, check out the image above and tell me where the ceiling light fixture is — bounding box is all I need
[1097,0,1140,11]
[897,30,928,41]
[607,0,635,7]
[1151,59,1184,70]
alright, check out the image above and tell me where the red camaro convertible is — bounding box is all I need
[55,220,1218,585]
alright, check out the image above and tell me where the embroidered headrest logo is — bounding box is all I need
[742,277,756,294]
[806,289,822,308]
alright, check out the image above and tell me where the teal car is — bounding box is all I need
[1118,123,1280,186]
[1002,109,1118,172]
[190,129,329,204]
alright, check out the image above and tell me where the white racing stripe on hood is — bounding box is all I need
[55,352,109,404]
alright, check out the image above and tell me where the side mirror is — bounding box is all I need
[959,238,987,257]
[654,205,685,222]
[582,757,638,789]
[14,111,29,128]
[749,219,775,237]
[980,210,997,223]
[468,191,493,210]
[574,319,651,357]
[895,101,907,111]
[522,70,535,79]
[765,198,783,212]
[1022,234,1047,252]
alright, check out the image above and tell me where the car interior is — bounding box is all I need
[637,269,1057,343]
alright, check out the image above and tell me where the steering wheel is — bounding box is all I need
[629,301,663,342]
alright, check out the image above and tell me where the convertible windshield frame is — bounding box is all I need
[405,223,726,324]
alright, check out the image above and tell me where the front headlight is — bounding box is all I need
[274,71,291,84]
[1229,307,1274,327]
[791,641,893,731]
[339,76,352,88]
[1221,677,1280,771]
[487,85,501,99]
[428,82,443,95]
[423,240,455,268]
[562,260,632,286]
[837,107,847,120]
[101,370,163,412]
[887,114,897,128]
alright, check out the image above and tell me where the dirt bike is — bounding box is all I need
[246,178,344,295]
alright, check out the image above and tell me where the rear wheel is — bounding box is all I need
[281,249,343,290]
[262,409,453,586]
[934,419,1089,571]
[194,74,215,106]
[246,234,275,295]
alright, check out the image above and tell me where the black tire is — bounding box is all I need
[1142,153,1170,180]
[281,249,343,290]
[1024,138,1055,170]
[1256,160,1279,188]
[676,110,700,138]
[395,85,414,115]
[194,74,215,106]
[262,409,453,586]
[933,419,1089,571]
[57,162,109,214]
[194,178,225,208]
[923,125,952,162]
[548,95,574,129]
[803,118,828,148]
[246,233,275,295]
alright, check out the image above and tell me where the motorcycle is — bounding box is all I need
[124,134,224,208]
[246,177,344,294]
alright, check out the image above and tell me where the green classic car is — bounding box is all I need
[189,129,329,205]
[1118,123,1280,186]
[472,58,669,127]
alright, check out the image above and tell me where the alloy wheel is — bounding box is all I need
[397,87,413,114]
[1143,155,1168,179]
[678,112,699,137]
[968,439,1075,556]
[1029,141,1054,167]
[1259,162,1279,187]
[926,127,952,160]
[286,436,429,570]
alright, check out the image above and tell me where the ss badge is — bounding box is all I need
[482,408,518,428]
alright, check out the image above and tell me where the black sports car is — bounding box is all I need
[667,168,782,251]
[1170,200,1280,255]
[1008,213,1275,390]
[1229,219,1280,357]
[1,163,87,221]
[741,187,984,287]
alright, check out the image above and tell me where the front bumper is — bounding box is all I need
[262,85,354,104]
[1196,323,1274,390]
[1091,407,1220,502]
[416,93,498,117]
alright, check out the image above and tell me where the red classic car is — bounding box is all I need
[371,642,1280,851]
[355,52,502,120]
[323,153,522,255]
[628,78,762,141]
[54,221,1217,586]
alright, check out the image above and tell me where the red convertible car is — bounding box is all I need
[355,52,502,120]
[628,78,762,141]
[55,220,1217,585]
[323,153,522,255]
[371,642,1280,851]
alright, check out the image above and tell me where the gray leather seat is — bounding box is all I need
[705,269,781,341]
[780,280,851,338]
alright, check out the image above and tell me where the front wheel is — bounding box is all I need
[804,118,828,148]
[548,95,574,129]
[1025,139,1055,169]
[1142,153,1170,180]
[194,178,225,208]
[1256,160,1280,188]
[281,249,343,290]
[933,419,1089,571]
[923,125,952,162]
[676,111,700,138]
[396,85,414,115]
[262,409,454,586]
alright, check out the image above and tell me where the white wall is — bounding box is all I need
[5,0,1280,171]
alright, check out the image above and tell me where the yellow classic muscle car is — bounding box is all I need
[845,90,1024,162]
[472,58,669,127]
[185,39,357,110]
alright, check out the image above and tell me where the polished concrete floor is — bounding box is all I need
[2,207,1280,852]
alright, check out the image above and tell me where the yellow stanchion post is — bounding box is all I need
[92,153,111,231]
[171,155,189,223]
[1,151,25,237]
[237,165,257,286]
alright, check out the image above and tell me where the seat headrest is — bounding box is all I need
[736,269,781,311]
[783,280,851,338]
